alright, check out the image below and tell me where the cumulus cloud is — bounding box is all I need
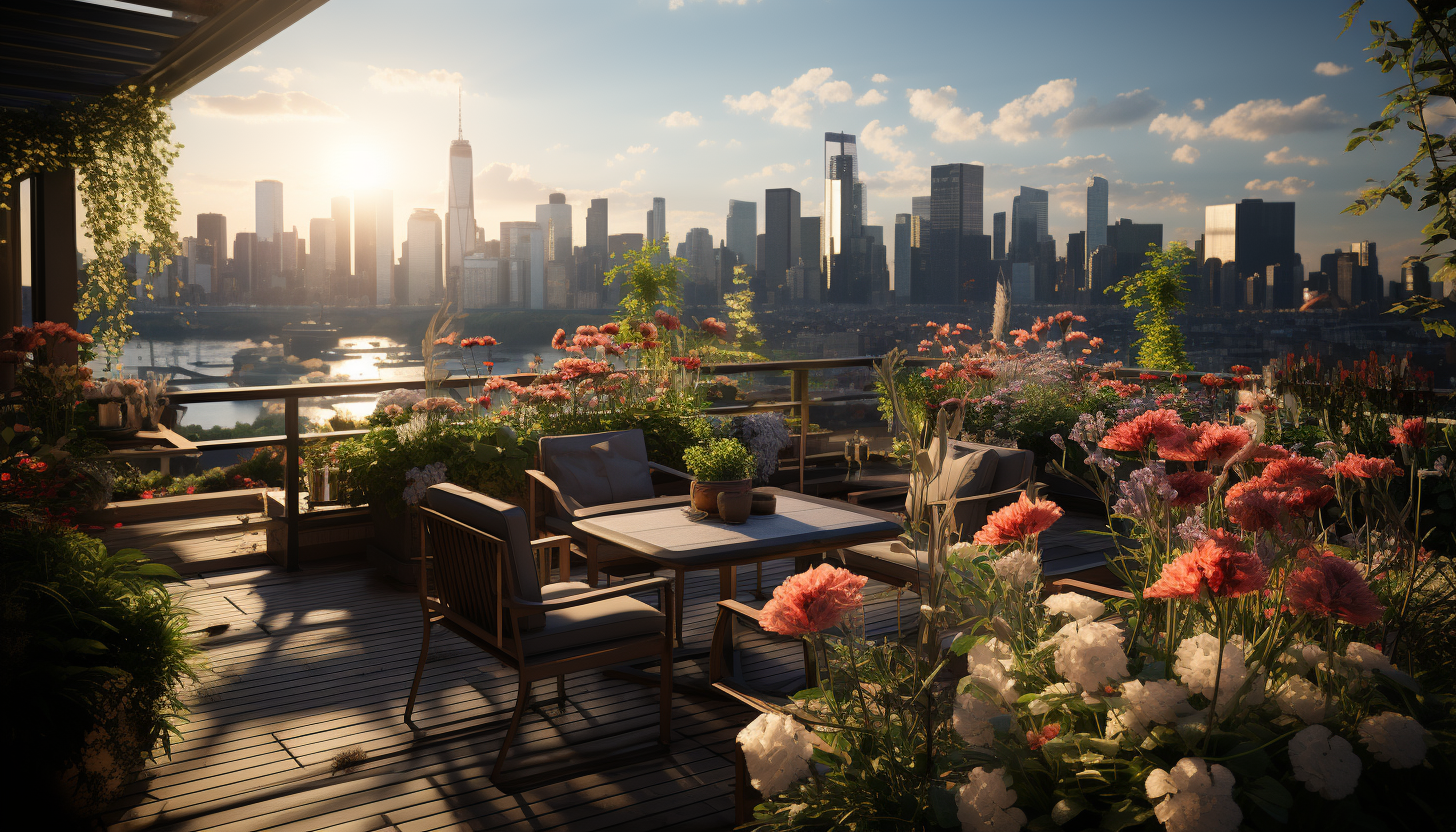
[368,66,463,96]
[627,143,656,154]
[906,86,987,142]
[265,67,295,88]
[1192,98,1206,111]
[726,138,742,148]
[1149,112,1207,140]
[872,73,888,83]
[1209,95,1347,140]
[1315,61,1351,76]
[189,90,343,121]
[660,110,701,127]
[856,89,886,106]
[861,163,930,197]
[1247,176,1313,195]
[1044,153,1113,169]
[725,162,796,186]
[238,65,263,73]
[1264,145,1325,166]
[1172,144,1200,164]
[698,138,716,147]
[724,68,854,128]
[859,120,914,165]
[991,78,1077,144]
[1053,87,1163,136]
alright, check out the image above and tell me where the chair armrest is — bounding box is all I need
[847,485,909,505]
[1051,578,1134,601]
[531,534,574,583]
[530,534,574,551]
[648,461,693,481]
[526,468,584,514]
[507,575,671,614]
[717,598,763,622]
[934,484,1027,506]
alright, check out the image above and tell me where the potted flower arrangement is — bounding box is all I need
[683,437,756,515]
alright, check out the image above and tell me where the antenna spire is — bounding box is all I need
[457,87,462,139]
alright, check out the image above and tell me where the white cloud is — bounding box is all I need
[1054,87,1162,136]
[1045,153,1113,169]
[1209,95,1347,141]
[859,120,913,165]
[991,78,1077,144]
[1149,112,1207,140]
[189,90,343,121]
[670,0,684,8]
[1192,98,1206,111]
[872,73,889,83]
[906,86,987,142]
[724,162,795,187]
[265,67,295,88]
[622,169,646,186]
[238,65,263,73]
[627,143,656,154]
[855,89,886,106]
[723,68,853,129]
[1264,145,1325,166]
[367,66,463,96]
[660,110,701,127]
[698,139,716,147]
[726,138,742,148]
[1315,61,1351,76]
[1172,144,1200,164]
[861,164,930,197]
[1246,176,1313,195]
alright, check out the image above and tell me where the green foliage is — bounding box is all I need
[724,265,765,355]
[0,526,196,819]
[1341,1,1456,334]
[605,236,684,324]
[0,86,182,362]
[682,437,756,482]
[111,447,284,500]
[1107,241,1193,372]
[505,407,710,474]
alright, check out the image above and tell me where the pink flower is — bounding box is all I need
[760,564,868,636]
[1145,530,1268,600]
[1286,554,1384,625]
[972,494,1063,545]
[1332,453,1404,480]
[551,328,567,350]
[1168,470,1214,508]
[700,317,729,338]
[1389,417,1426,448]
[600,323,620,335]
[1100,409,1185,453]
[1192,423,1251,463]
[654,309,681,331]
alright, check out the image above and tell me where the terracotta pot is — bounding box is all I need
[690,478,752,514]
[750,491,777,515]
[717,490,753,524]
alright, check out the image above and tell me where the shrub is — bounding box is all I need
[683,437,756,482]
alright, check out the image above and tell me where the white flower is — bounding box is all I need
[1340,642,1393,675]
[991,548,1040,587]
[1288,725,1361,800]
[1053,620,1127,692]
[1028,682,1079,715]
[966,640,1019,707]
[1145,758,1242,832]
[402,461,448,505]
[953,694,1003,747]
[1278,641,1325,674]
[1358,712,1430,769]
[956,767,1026,832]
[1107,679,1192,739]
[1043,592,1105,621]
[1174,633,1248,716]
[1274,675,1328,724]
[737,713,814,797]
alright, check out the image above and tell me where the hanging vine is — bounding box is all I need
[1,85,182,361]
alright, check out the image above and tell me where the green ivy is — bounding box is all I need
[1106,241,1193,372]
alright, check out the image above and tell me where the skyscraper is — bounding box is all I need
[1349,241,1380,302]
[536,193,572,263]
[799,216,822,304]
[354,189,394,306]
[1106,218,1163,285]
[331,196,351,283]
[684,227,715,302]
[1203,199,1296,292]
[406,208,442,306]
[586,198,608,252]
[447,124,475,305]
[1086,176,1108,274]
[762,188,800,302]
[823,131,865,302]
[894,213,921,301]
[911,195,932,223]
[992,212,1006,260]
[1010,186,1048,263]
[646,197,667,264]
[307,217,336,289]
[255,180,283,278]
[727,199,757,272]
[920,163,987,303]
[232,232,256,297]
[196,213,227,273]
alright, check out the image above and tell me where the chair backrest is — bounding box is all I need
[538,429,656,515]
[906,439,1036,541]
[423,483,546,632]
[906,438,999,528]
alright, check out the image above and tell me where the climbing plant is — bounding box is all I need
[0,85,182,362]
[605,235,684,325]
[1106,241,1193,372]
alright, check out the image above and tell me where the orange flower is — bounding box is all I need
[760,564,868,636]
[1145,530,1268,600]
[1331,453,1404,480]
[1100,409,1185,453]
[1192,423,1250,463]
[1388,417,1427,448]
[972,494,1064,545]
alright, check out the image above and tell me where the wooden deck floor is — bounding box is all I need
[101,556,920,832]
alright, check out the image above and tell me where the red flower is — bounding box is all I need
[1009,329,1033,347]
[972,494,1063,545]
[1389,417,1427,448]
[1100,408,1185,453]
[1052,310,1086,328]
[699,317,729,338]
[600,323,620,336]
[1089,337,1105,349]
[760,564,868,636]
[670,355,702,371]
[1200,373,1226,388]
[1168,470,1214,508]
[654,309,681,331]
[1064,331,1089,343]
[1145,530,1268,600]
[1192,423,1251,463]
[1286,554,1384,625]
[1331,453,1404,480]
[1158,423,1207,462]
[1139,372,1160,382]
[1230,364,1252,375]
[551,328,567,350]
[1027,722,1061,750]
[1261,455,1327,488]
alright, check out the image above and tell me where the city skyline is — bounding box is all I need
[160,0,1430,289]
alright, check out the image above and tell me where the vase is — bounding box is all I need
[97,402,122,428]
[716,490,753,524]
[750,491,777,515]
[306,466,339,503]
[690,478,752,514]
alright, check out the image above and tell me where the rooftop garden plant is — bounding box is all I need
[683,437,757,483]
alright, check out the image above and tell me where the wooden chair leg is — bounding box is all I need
[586,539,600,587]
[659,586,674,746]
[404,612,433,721]
[734,743,756,826]
[675,570,686,646]
[709,602,732,683]
[492,675,532,782]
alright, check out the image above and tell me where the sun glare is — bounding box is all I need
[334,141,391,192]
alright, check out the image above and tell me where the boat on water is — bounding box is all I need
[229,343,331,387]
[282,321,341,357]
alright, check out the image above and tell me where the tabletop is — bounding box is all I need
[574,488,901,568]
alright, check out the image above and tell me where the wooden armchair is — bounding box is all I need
[526,429,693,587]
[406,483,674,782]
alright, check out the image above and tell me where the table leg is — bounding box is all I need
[719,565,738,602]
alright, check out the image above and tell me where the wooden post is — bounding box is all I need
[792,367,808,493]
[29,170,79,365]
[0,179,21,392]
[285,396,300,571]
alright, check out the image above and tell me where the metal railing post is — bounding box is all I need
[792,368,808,493]
[284,395,300,572]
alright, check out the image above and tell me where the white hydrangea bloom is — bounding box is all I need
[966,640,1019,707]
[737,713,814,797]
[1145,757,1242,832]
[1358,712,1430,769]
[1053,620,1127,692]
[1174,633,1248,715]
[1028,682,1079,716]
[1274,675,1328,724]
[1043,592,1105,621]
[953,694,1002,747]
[1288,725,1361,800]
[955,767,1026,832]
[1279,641,1325,674]
[1107,679,1192,739]
[992,548,1041,587]
[1340,642,1394,675]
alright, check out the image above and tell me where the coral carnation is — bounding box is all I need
[1332,452,1404,480]
[699,316,729,338]
[972,494,1063,545]
[1286,553,1384,625]
[1145,530,1268,600]
[653,309,681,330]
[1192,423,1251,463]
[760,564,867,636]
[1389,417,1427,448]
[1168,470,1214,508]
[1100,408,1185,453]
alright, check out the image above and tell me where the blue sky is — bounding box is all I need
[168,0,1435,284]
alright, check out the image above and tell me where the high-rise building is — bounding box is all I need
[1106,218,1164,286]
[1086,176,1108,273]
[1349,241,1380,302]
[823,131,868,302]
[931,163,982,237]
[331,196,351,283]
[307,217,336,289]
[1203,199,1296,290]
[536,193,572,264]
[462,253,503,309]
[1403,262,1431,298]
[762,189,800,302]
[354,189,394,306]
[196,213,227,273]
[727,199,757,272]
[501,222,545,308]
[799,216,822,304]
[992,212,1006,260]
[255,180,283,277]
[1009,186,1048,262]
[911,195,932,223]
[232,232,257,297]
[921,163,987,304]
[447,127,475,305]
[646,197,667,264]
[279,226,298,289]
[1066,231,1086,292]
[894,213,921,301]
[586,198,608,252]
[684,227,716,303]
[406,208,442,306]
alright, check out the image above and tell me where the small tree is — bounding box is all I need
[723,265,764,354]
[604,235,684,324]
[1106,241,1193,372]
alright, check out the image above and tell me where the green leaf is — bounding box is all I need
[1241,775,1293,823]
[929,785,958,828]
[133,562,182,579]
[1099,798,1153,831]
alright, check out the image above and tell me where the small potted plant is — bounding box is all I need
[683,437,755,515]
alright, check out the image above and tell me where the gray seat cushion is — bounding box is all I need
[541,430,656,512]
[907,441,999,527]
[425,483,545,630]
[842,540,925,587]
[519,581,665,656]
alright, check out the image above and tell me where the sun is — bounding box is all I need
[332,140,392,192]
